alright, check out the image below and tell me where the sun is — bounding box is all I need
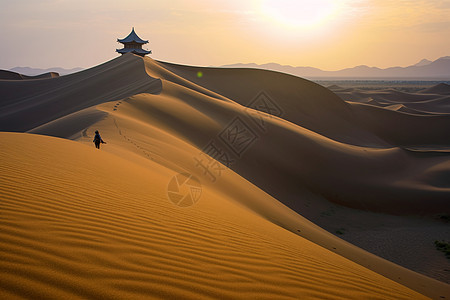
[260,0,339,29]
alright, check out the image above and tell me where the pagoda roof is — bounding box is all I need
[116,48,152,55]
[117,28,148,44]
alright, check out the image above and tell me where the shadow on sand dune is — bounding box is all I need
[1,53,449,298]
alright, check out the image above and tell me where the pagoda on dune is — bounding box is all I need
[116,27,151,57]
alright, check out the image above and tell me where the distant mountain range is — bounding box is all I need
[222,56,450,80]
[7,56,450,79]
[9,66,83,76]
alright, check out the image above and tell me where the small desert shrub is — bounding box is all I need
[335,228,346,235]
[434,240,450,259]
[438,214,449,223]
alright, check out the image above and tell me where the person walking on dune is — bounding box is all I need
[93,130,106,149]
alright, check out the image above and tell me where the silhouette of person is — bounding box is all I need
[93,130,106,149]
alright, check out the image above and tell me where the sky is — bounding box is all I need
[0,0,449,70]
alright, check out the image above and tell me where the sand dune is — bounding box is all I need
[0,70,26,80]
[1,53,449,298]
[420,83,450,95]
[158,61,388,147]
[0,132,432,299]
[331,85,450,149]
[368,102,438,115]
[28,57,449,213]
[333,85,450,115]
[0,54,162,132]
[0,69,59,80]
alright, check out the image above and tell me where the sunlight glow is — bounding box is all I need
[260,0,340,30]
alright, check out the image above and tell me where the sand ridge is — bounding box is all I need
[0,54,162,132]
